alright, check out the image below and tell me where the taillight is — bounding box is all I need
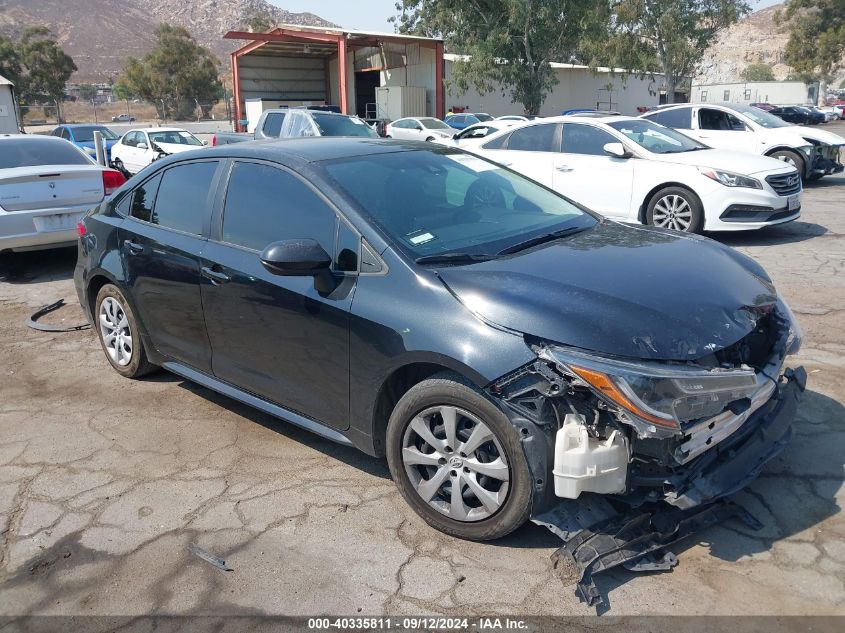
[212,134,217,146]
[76,221,87,237]
[102,169,126,196]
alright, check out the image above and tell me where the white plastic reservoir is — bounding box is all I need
[553,414,628,499]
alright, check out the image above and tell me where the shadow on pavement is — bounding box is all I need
[710,221,829,247]
[0,246,77,284]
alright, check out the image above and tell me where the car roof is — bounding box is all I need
[63,123,112,128]
[139,127,191,133]
[192,137,447,164]
[0,134,70,143]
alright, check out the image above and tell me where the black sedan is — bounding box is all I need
[769,105,825,125]
[74,138,804,543]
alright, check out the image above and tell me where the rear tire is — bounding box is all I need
[646,186,704,233]
[386,373,532,541]
[113,158,131,178]
[94,284,156,379]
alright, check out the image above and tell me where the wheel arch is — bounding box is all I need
[764,146,808,175]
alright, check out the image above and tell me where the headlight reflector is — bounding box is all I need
[698,168,762,189]
[543,347,760,433]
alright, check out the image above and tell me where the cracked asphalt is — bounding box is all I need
[1,127,844,616]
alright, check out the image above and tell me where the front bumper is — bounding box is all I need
[808,143,844,177]
[701,175,801,231]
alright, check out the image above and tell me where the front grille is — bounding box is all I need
[766,171,801,196]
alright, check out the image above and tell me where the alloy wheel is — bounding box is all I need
[775,154,797,168]
[99,296,133,366]
[401,405,510,522]
[652,194,693,231]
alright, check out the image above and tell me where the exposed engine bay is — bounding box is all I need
[488,301,806,607]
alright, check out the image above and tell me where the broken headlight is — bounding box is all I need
[541,346,759,435]
[778,297,803,356]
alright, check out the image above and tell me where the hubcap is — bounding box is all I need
[775,154,797,168]
[401,405,510,522]
[98,297,133,366]
[652,194,693,231]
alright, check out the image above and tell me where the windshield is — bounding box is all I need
[321,148,595,261]
[0,137,91,168]
[149,130,203,146]
[312,113,378,138]
[724,104,791,128]
[475,113,494,122]
[608,119,706,154]
[420,118,450,130]
[71,126,120,142]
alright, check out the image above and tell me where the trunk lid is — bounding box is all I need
[0,165,104,212]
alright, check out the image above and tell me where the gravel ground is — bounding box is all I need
[1,128,844,617]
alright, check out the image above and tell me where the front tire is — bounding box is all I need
[768,149,806,180]
[95,284,156,378]
[386,373,532,541]
[646,186,704,233]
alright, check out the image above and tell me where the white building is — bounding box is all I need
[690,80,819,106]
[0,74,20,134]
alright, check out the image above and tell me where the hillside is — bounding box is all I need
[0,0,335,82]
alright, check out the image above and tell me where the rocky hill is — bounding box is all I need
[0,0,334,82]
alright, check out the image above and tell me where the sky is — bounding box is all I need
[270,0,784,33]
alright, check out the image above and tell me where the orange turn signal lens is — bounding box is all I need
[569,365,678,429]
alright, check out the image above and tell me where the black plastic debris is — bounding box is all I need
[188,543,233,572]
[26,299,91,333]
[534,498,761,608]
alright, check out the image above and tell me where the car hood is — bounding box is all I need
[154,142,202,154]
[769,125,845,146]
[434,221,777,361]
[653,148,793,175]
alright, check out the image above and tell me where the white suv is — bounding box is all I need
[641,103,844,181]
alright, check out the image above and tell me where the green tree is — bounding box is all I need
[244,11,273,32]
[779,0,845,102]
[119,24,222,120]
[742,63,775,81]
[17,27,77,121]
[77,83,97,102]
[0,35,23,87]
[392,0,605,115]
[608,1,751,104]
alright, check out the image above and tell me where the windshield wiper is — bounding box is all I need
[415,252,496,265]
[495,226,585,257]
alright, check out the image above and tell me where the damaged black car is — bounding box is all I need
[75,139,805,581]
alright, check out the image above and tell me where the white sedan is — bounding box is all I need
[469,116,802,233]
[111,127,206,175]
[433,121,518,149]
[385,117,454,142]
[0,135,125,252]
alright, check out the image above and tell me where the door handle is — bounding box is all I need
[201,266,231,285]
[123,240,143,254]
[555,165,574,172]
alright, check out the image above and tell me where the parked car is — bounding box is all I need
[769,105,824,125]
[750,102,775,111]
[496,115,542,122]
[213,109,378,146]
[111,127,206,175]
[443,113,494,129]
[51,124,121,163]
[641,103,845,181]
[385,117,454,141]
[811,106,838,122]
[75,138,804,547]
[111,113,136,123]
[1,134,125,252]
[432,121,518,148]
[468,115,802,232]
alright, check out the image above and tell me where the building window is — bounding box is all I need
[723,90,730,101]
[700,91,708,102]
[744,89,752,100]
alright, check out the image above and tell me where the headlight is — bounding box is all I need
[778,297,803,356]
[698,167,762,189]
[541,346,759,434]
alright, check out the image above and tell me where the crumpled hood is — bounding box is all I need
[154,142,201,154]
[774,125,845,147]
[435,221,777,361]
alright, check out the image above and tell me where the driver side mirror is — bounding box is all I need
[137,142,148,150]
[260,239,332,276]
[603,142,632,159]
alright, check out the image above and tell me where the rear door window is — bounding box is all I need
[146,161,218,235]
[262,112,286,137]
[698,108,746,131]
[505,123,559,152]
[221,161,337,255]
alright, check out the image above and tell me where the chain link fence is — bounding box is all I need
[21,98,233,127]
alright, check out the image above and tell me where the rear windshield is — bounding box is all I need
[71,126,120,142]
[474,113,494,122]
[312,113,378,138]
[420,118,450,130]
[0,137,92,168]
